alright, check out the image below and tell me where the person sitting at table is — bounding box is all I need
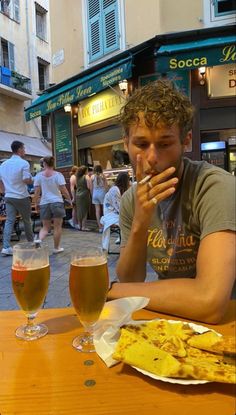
[107,80,236,324]
[100,172,130,252]
[34,156,72,253]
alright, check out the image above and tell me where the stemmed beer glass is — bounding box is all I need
[11,242,50,341]
[69,248,109,352]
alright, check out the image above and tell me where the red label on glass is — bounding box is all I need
[12,263,28,283]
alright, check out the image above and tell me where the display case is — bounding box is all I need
[103,166,134,186]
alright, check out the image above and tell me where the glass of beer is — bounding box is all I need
[11,242,50,341]
[69,248,109,352]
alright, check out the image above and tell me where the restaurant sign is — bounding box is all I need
[156,44,236,73]
[78,87,124,127]
[207,63,236,98]
[25,58,132,121]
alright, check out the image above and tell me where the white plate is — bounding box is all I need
[129,319,221,385]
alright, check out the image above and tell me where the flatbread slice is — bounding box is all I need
[187,331,236,356]
[113,328,181,377]
[176,356,236,383]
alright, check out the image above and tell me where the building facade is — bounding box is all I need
[0,0,51,168]
[25,0,236,176]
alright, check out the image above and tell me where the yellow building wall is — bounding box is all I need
[159,0,203,33]
[125,0,203,46]
[49,0,84,84]
[50,0,204,85]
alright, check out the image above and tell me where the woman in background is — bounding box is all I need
[91,165,108,232]
[34,156,72,253]
[75,165,91,231]
[68,165,79,229]
[100,172,130,252]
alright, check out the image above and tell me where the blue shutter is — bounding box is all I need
[88,0,103,62]
[102,0,119,55]
[8,42,15,71]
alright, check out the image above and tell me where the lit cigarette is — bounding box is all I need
[139,174,152,185]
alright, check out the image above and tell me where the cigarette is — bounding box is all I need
[139,174,152,185]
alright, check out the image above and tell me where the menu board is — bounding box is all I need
[54,111,73,168]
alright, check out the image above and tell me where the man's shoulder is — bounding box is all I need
[121,183,136,207]
[183,158,232,182]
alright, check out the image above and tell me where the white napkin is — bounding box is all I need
[93,297,149,367]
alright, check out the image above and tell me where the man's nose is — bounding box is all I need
[146,145,159,167]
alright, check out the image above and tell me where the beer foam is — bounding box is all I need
[72,256,107,267]
[12,263,49,271]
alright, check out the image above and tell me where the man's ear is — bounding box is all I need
[124,136,129,152]
[183,131,192,152]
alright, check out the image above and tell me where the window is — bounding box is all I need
[213,0,236,16]
[0,38,14,70]
[0,0,20,22]
[41,115,51,141]
[35,2,47,41]
[87,0,120,62]
[37,57,49,91]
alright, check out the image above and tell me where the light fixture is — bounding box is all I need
[198,67,206,86]
[119,79,128,94]
[64,103,71,112]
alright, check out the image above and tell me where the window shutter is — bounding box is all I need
[88,0,103,62]
[13,0,20,22]
[8,42,15,71]
[102,0,119,55]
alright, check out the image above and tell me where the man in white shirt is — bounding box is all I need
[0,141,34,255]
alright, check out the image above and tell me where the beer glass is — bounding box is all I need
[11,242,50,341]
[69,248,109,352]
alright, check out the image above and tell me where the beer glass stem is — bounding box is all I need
[24,313,37,334]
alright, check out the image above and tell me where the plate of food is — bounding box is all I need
[112,319,236,385]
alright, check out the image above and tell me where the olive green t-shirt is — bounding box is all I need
[119,158,236,280]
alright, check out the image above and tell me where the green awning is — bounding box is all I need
[25,56,132,121]
[155,35,236,72]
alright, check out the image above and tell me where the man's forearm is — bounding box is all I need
[107,278,229,324]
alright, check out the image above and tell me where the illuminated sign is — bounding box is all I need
[78,87,124,126]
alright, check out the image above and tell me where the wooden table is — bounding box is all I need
[0,302,235,415]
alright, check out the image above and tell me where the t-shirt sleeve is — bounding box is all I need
[193,169,236,240]
[57,172,66,186]
[119,185,136,246]
[33,173,41,187]
[22,161,32,180]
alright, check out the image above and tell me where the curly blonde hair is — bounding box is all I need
[120,80,194,142]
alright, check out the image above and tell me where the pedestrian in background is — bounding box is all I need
[34,156,72,254]
[68,165,79,229]
[75,165,92,231]
[0,140,34,256]
[91,164,108,232]
[100,172,130,252]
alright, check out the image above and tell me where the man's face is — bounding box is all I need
[124,113,191,179]
[18,146,26,158]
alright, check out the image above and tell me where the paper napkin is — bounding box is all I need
[93,297,149,367]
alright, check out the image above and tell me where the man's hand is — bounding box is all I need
[134,154,178,228]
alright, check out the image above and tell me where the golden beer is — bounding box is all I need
[69,257,109,326]
[12,264,50,314]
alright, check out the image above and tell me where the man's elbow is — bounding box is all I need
[198,296,230,325]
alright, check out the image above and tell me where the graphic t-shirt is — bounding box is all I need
[119,158,236,280]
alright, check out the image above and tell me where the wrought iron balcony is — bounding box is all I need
[0,67,32,95]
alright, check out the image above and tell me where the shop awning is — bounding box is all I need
[155,35,236,72]
[25,56,132,121]
[0,131,51,157]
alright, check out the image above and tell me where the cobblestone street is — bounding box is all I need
[0,222,121,310]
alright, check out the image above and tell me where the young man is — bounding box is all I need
[108,81,235,324]
[0,141,34,255]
